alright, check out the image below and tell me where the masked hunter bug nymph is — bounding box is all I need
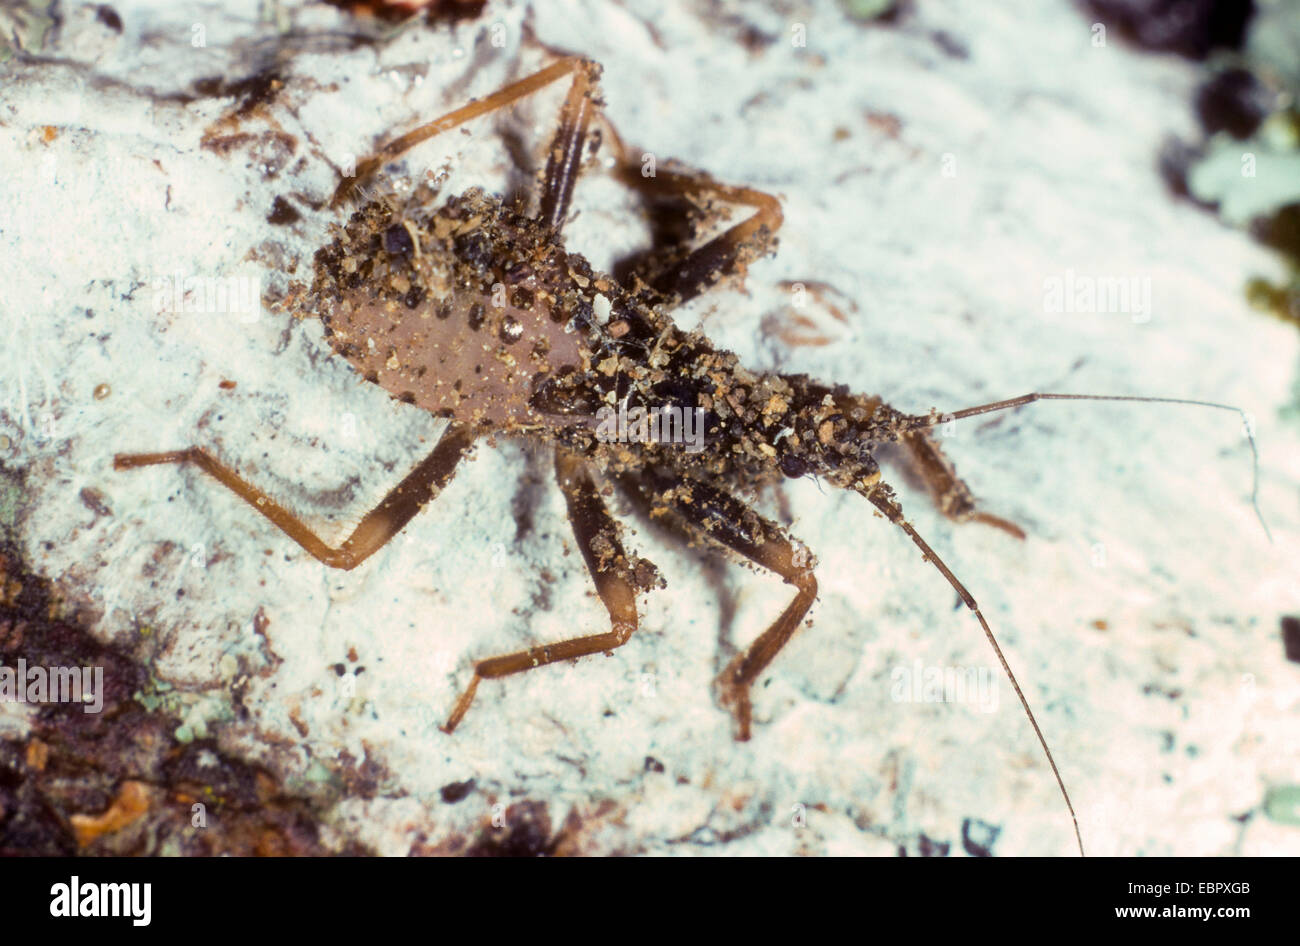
[113,57,1264,856]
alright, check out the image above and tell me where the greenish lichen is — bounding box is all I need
[0,0,57,62]
[838,0,898,23]
[1263,784,1300,826]
[1187,123,1300,227]
[133,674,233,743]
[1168,4,1300,416]
[0,464,26,545]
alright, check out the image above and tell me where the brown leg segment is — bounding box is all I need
[441,450,646,733]
[113,423,476,571]
[620,471,817,741]
[602,121,784,306]
[899,428,1026,539]
[537,59,601,233]
[331,56,603,210]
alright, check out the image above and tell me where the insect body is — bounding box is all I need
[301,59,1022,751]
[312,183,908,513]
[115,57,1258,854]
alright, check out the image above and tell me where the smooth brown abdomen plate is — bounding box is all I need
[322,286,588,431]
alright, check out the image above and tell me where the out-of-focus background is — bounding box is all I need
[1,0,1298,855]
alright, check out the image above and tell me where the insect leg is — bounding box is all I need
[331,56,602,208]
[441,449,647,733]
[619,471,816,742]
[537,58,602,234]
[898,428,1026,539]
[113,423,475,570]
[602,121,784,306]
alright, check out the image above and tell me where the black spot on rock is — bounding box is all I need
[267,196,300,225]
[439,779,475,804]
[95,5,123,32]
[961,817,1000,857]
[1080,0,1254,60]
[1196,67,1274,138]
[1282,615,1300,664]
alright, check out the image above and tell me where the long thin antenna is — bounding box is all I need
[903,392,1270,542]
[861,482,1086,856]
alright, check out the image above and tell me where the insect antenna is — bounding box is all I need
[860,482,1086,856]
[902,392,1269,541]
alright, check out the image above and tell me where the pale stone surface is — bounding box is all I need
[2,0,1298,855]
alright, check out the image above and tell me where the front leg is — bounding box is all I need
[331,56,603,213]
[898,428,1025,539]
